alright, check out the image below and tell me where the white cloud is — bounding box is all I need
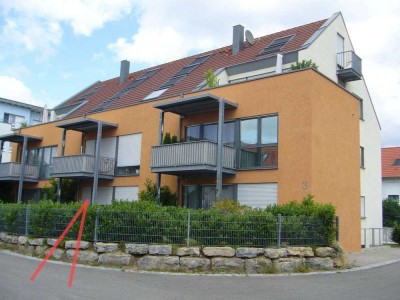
[0,0,134,58]
[0,75,43,106]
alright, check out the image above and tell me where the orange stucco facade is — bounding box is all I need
[11,69,360,251]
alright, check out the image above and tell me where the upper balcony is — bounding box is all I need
[337,51,362,82]
[0,163,39,182]
[151,140,236,176]
[50,155,115,180]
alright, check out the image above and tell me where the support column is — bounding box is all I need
[57,129,66,203]
[216,99,225,200]
[17,136,28,204]
[0,140,3,163]
[91,122,103,205]
[156,111,164,202]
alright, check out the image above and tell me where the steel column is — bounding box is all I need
[17,136,28,203]
[216,99,224,200]
[57,129,66,203]
[91,122,103,205]
[156,111,164,202]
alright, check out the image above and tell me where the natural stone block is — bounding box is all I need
[275,258,304,272]
[286,247,314,257]
[9,235,18,244]
[98,253,131,266]
[305,257,334,270]
[0,232,6,241]
[245,257,273,274]
[35,245,49,256]
[180,257,210,272]
[47,239,58,247]
[66,250,98,263]
[177,247,200,257]
[94,242,119,253]
[45,248,65,260]
[203,247,235,257]
[65,240,90,250]
[236,247,264,258]
[211,257,245,273]
[28,238,45,246]
[18,236,28,245]
[125,243,148,255]
[137,255,179,271]
[25,246,35,256]
[315,247,336,258]
[149,245,172,255]
[333,255,349,268]
[264,248,287,259]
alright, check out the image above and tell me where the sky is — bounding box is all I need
[0,0,399,147]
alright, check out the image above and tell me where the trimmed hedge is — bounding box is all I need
[0,195,336,247]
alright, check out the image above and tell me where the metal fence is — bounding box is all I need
[361,227,394,248]
[0,205,335,247]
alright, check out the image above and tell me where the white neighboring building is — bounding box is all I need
[382,147,400,201]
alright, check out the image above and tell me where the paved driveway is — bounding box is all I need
[1,250,399,300]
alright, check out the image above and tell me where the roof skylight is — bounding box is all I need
[259,35,294,56]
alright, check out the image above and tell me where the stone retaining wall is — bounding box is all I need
[0,232,349,274]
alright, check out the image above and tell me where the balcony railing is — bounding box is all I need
[151,140,236,175]
[51,155,115,178]
[0,163,39,181]
[337,51,362,81]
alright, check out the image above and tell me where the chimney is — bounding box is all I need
[276,54,283,74]
[119,60,130,84]
[232,25,244,55]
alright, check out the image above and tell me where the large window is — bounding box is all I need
[183,185,235,209]
[116,133,142,176]
[26,146,58,179]
[240,115,278,168]
[186,122,235,146]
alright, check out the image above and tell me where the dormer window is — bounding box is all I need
[259,35,294,56]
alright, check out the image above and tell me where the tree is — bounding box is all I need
[203,68,219,88]
[383,198,400,227]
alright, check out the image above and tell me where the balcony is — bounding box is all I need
[151,140,236,175]
[0,163,39,182]
[51,155,115,180]
[337,51,362,82]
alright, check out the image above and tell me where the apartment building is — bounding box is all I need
[0,12,381,251]
[382,147,400,201]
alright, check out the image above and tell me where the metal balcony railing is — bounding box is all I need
[151,141,236,174]
[0,163,39,180]
[51,155,115,177]
[337,51,362,81]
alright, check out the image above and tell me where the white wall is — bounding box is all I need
[0,122,12,162]
[299,13,383,232]
[382,178,400,200]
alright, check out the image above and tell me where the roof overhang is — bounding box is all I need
[0,133,42,144]
[56,118,118,133]
[153,94,237,116]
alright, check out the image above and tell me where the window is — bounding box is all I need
[185,122,235,145]
[238,183,278,208]
[259,35,293,56]
[240,115,278,168]
[117,134,142,175]
[26,146,58,179]
[143,88,168,101]
[388,195,399,201]
[183,184,235,209]
[4,113,25,127]
[75,85,103,102]
[114,186,139,202]
[393,158,400,166]
[361,196,366,218]
[360,146,365,168]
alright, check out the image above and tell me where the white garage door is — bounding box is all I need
[237,183,278,208]
[114,186,139,202]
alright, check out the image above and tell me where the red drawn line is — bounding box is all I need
[30,199,89,288]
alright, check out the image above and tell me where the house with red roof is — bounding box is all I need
[382,147,400,201]
[0,12,382,251]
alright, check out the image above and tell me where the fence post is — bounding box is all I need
[94,208,99,243]
[25,205,30,236]
[335,216,340,241]
[277,214,282,248]
[372,229,375,247]
[187,211,191,247]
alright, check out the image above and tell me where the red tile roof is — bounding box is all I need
[382,147,400,178]
[57,19,327,119]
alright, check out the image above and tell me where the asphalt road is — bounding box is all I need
[1,250,399,300]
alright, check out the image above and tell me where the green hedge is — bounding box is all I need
[0,195,336,247]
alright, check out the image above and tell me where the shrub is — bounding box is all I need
[204,68,219,88]
[138,178,177,206]
[41,178,78,203]
[392,222,400,244]
[290,59,319,70]
[212,199,251,213]
[163,132,171,144]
